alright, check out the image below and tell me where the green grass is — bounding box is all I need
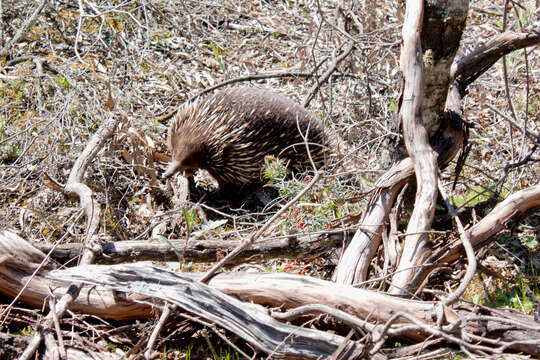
[450,184,497,208]
[487,283,537,314]
[14,325,34,336]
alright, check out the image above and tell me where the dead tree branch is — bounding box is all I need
[302,42,355,108]
[437,183,540,264]
[452,28,540,95]
[32,228,355,266]
[51,263,366,360]
[2,232,539,356]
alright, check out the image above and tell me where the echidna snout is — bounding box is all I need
[162,160,181,179]
[163,140,206,179]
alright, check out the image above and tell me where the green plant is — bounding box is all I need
[263,155,287,183]
[209,41,226,71]
[450,184,497,208]
[264,157,362,235]
[487,276,538,315]
[522,235,538,251]
[55,74,71,89]
[182,207,201,235]
[497,235,519,249]
[191,219,227,239]
[154,235,183,261]
[16,325,34,336]
[219,346,240,360]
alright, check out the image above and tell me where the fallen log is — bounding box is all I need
[31,229,354,266]
[0,230,446,329]
[1,230,539,357]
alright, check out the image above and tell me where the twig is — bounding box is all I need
[0,0,48,58]
[0,0,3,49]
[144,303,176,359]
[306,0,324,109]
[511,6,531,158]
[74,0,88,65]
[64,112,124,247]
[49,298,67,360]
[154,68,330,124]
[486,104,538,141]
[438,177,476,307]
[381,312,495,354]
[328,329,358,360]
[177,313,253,360]
[189,71,316,102]
[43,322,60,360]
[19,328,44,360]
[201,329,219,359]
[303,42,355,108]
[501,0,518,174]
[271,304,374,333]
[385,183,407,267]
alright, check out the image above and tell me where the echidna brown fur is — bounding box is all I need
[164,87,328,192]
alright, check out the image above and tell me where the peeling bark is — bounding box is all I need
[421,0,469,136]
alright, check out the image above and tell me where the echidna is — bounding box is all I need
[163,87,328,192]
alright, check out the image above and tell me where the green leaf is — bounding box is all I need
[210,42,225,71]
[153,235,183,259]
[522,235,538,250]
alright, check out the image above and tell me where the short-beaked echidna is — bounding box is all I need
[163,87,328,192]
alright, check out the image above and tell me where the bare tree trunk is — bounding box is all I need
[389,0,470,296]
[335,0,471,291]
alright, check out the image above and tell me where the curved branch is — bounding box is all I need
[438,183,540,264]
[19,107,122,360]
[452,28,540,95]
[63,113,122,253]
[389,0,439,295]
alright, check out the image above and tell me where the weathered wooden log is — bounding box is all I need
[32,229,353,266]
[0,230,152,320]
[1,231,539,356]
[51,263,368,360]
[0,230,448,333]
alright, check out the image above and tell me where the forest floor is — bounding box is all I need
[0,0,538,359]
